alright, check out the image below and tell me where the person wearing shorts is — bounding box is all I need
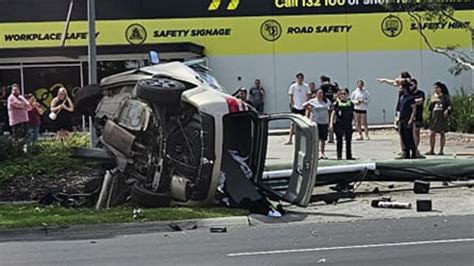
[286,73,310,145]
[351,80,371,140]
[304,89,331,159]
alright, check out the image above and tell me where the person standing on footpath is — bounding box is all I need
[426,81,452,156]
[7,83,30,145]
[330,88,355,160]
[309,82,317,98]
[248,79,265,113]
[396,79,418,159]
[303,89,331,159]
[236,87,250,103]
[286,73,310,145]
[410,79,426,158]
[351,80,371,140]
[319,75,339,143]
[377,71,413,159]
[26,94,44,149]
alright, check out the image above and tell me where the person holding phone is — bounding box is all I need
[50,87,74,141]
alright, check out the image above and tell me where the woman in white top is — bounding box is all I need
[303,89,331,159]
[351,80,371,140]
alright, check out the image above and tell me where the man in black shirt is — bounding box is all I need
[319,75,339,102]
[320,75,339,143]
[410,79,425,152]
[248,79,265,113]
[397,82,417,159]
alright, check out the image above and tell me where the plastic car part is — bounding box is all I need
[130,182,171,207]
[117,99,152,132]
[134,78,188,105]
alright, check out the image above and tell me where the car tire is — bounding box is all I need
[130,182,171,208]
[166,114,203,178]
[74,84,103,117]
[135,78,188,105]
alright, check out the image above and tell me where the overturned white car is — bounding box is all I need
[74,61,318,210]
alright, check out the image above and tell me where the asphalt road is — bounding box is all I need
[1,215,473,266]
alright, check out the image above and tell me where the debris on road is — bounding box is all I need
[414,180,430,194]
[210,227,227,233]
[371,199,412,209]
[416,200,433,212]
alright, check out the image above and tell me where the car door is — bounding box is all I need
[255,113,318,207]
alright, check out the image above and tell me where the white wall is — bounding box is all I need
[209,49,473,124]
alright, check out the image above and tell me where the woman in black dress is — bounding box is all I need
[50,87,74,141]
[426,82,452,155]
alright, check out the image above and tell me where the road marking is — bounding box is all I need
[227,238,474,257]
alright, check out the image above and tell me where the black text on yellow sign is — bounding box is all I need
[4,32,100,42]
[287,25,353,34]
[153,28,232,38]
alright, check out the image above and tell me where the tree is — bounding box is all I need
[384,1,473,75]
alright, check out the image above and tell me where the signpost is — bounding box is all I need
[87,0,98,146]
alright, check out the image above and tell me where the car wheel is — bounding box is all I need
[166,114,203,178]
[135,78,188,105]
[74,84,103,117]
[130,182,171,208]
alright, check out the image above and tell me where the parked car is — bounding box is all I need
[74,61,318,209]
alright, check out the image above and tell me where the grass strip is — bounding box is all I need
[0,204,247,229]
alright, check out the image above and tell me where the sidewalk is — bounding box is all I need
[260,129,474,226]
[267,129,474,166]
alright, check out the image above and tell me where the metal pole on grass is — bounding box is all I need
[87,0,98,147]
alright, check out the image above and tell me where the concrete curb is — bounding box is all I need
[446,132,474,140]
[0,216,250,243]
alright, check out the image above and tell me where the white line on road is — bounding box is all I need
[227,238,474,257]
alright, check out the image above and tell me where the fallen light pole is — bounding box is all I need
[263,159,474,187]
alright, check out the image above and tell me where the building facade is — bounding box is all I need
[0,0,473,124]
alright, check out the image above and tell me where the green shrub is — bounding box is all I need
[449,93,474,133]
[0,133,93,184]
[31,133,90,157]
[0,137,24,162]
